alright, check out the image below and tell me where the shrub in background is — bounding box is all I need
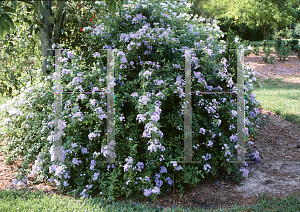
[217,17,267,41]
[252,45,260,55]
[275,38,293,61]
[0,0,268,202]
[295,23,300,38]
[262,45,275,64]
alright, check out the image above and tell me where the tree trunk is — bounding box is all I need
[260,25,272,41]
[33,0,66,77]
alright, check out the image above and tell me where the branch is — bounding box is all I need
[18,0,34,6]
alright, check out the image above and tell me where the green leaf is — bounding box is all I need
[29,24,33,34]
[0,23,4,38]
[2,6,15,13]
[11,1,16,10]
[0,17,10,32]
[2,13,14,31]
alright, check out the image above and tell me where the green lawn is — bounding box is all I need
[252,76,300,128]
[0,188,299,211]
[249,39,300,51]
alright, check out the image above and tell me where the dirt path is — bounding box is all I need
[232,107,300,199]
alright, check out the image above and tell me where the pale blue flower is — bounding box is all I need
[131,92,138,97]
[143,188,152,197]
[54,165,66,177]
[71,77,83,86]
[80,189,87,197]
[231,110,237,117]
[159,166,167,174]
[41,126,47,134]
[156,180,163,187]
[199,127,205,135]
[94,107,104,115]
[90,160,96,166]
[71,142,78,148]
[90,99,98,106]
[144,176,150,182]
[93,52,100,58]
[88,132,97,141]
[64,172,70,179]
[12,179,18,185]
[202,153,212,161]
[86,184,93,189]
[251,150,260,161]
[154,173,160,182]
[170,161,177,167]
[81,148,89,154]
[239,167,249,178]
[72,158,82,165]
[230,134,237,142]
[54,179,61,186]
[121,56,128,63]
[177,166,183,171]
[93,172,100,181]
[152,186,160,194]
[67,51,74,59]
[72,112,83,121]
[77,94,86,100]
[204,164,211,172]
[136,162,144,172]
[166,177,173,185]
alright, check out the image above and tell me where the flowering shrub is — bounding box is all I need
[0,0,269,202]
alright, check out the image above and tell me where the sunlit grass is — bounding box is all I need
[252,76,300,128]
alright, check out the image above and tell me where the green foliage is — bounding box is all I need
[216,17,266,41]
[0,0,16,38]
[253,45,260,55]
[0,0,268,203]
[275,38,294,60]
[261,42,275,64]
[295,23,300,37]
[0,1,42,99]
[204,0,299,40]
[242,40,252,56]
[287,38,299,52]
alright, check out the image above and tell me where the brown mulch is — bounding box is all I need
[244,50,300,81]
[1,49,300,211]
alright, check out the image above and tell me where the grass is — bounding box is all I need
[249,39,300,51]
[0,187,299,211]
[0,75,300,211]
[251,76,300,128]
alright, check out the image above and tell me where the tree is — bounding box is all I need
[204,0,300,40]
[0,0,136,77]
[187,0,216,22]
[0,1,17,37]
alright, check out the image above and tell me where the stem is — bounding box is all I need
[173,169,175,195]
